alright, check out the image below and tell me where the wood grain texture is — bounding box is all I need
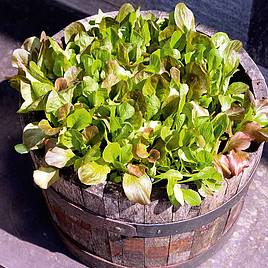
[81,183,111,261]
[238,152,258,191]
[190,182,227,258]
[119,193,145,267]
[239,49,265,82]
[144,192,172,267]
[52,178,84,206]
[103,182,123,265]
[224,199,245,234]
[46,188,93,251]
[224,173,243,202]
[82,183,106,216]
[168,204,192,265]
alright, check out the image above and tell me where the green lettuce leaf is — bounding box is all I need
[78,162,110,185]
[122,173,152,205]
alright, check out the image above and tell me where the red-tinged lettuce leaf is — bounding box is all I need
[214,154,231,178]
[45,146,76,168]
[148,149,161,163]
[227,150,249,176]
[64,21,86,44]
[12,48,30,69]
[55,77,68,91]
[255,99,268,115]
[223,131,252,153]
[241,122,268,142]
[127,164,146,177]
[101,60,131,89]
[82,125,100,145]
[38,119,60,136]
[187,64,207,100]
[226,104,245,121]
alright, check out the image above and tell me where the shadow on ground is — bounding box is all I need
[0,79,73,256]
[0,0,87,42]
[0,0,88,264]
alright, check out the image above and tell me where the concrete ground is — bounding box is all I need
[0,1,267,267]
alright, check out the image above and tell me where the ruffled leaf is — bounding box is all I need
[174,3,195,32]
[78,162,110,185]
[174,184,184,206]
[38,119,60,136]
[33,167,59,189]
[67,108,92,131]
[45,147,75,168]
[181,189,201,206]
[103,142,121,163]
[241,122,268,142]
[134,143,149,158]
[23,123,46,150]
[223,131,252,152]
[64,21,86,44]
[122,173,152,205]
[227,150,249,176]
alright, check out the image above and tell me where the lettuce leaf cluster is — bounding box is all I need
[11,3,268,206]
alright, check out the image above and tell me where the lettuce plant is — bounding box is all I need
[10,3,268,206]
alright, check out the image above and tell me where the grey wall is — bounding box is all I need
[247,0,268,68]
[55,0,253,44]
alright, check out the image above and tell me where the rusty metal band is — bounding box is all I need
[46,145,262,238]
[52,216,237,268]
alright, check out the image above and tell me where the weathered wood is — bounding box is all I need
[224,198,245,234]
[52,178,84,206]
[81,183,111,261]
[237,152,257,191]
[46,188,93,250]
[168,204,192,265]
[119,193,145,267]
[82,183,106,216]
[252,79,268,99]
[209,212,230,245]
[200,181,228,215]
[190,182,227,257]
[224,173,243,202]
[103,183,123,265]
[123,238,145,268]
[144,191,172,267]
[55,225,126,268]
[239,49,265,82]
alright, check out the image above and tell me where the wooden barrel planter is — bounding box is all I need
[27,11,267,268]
